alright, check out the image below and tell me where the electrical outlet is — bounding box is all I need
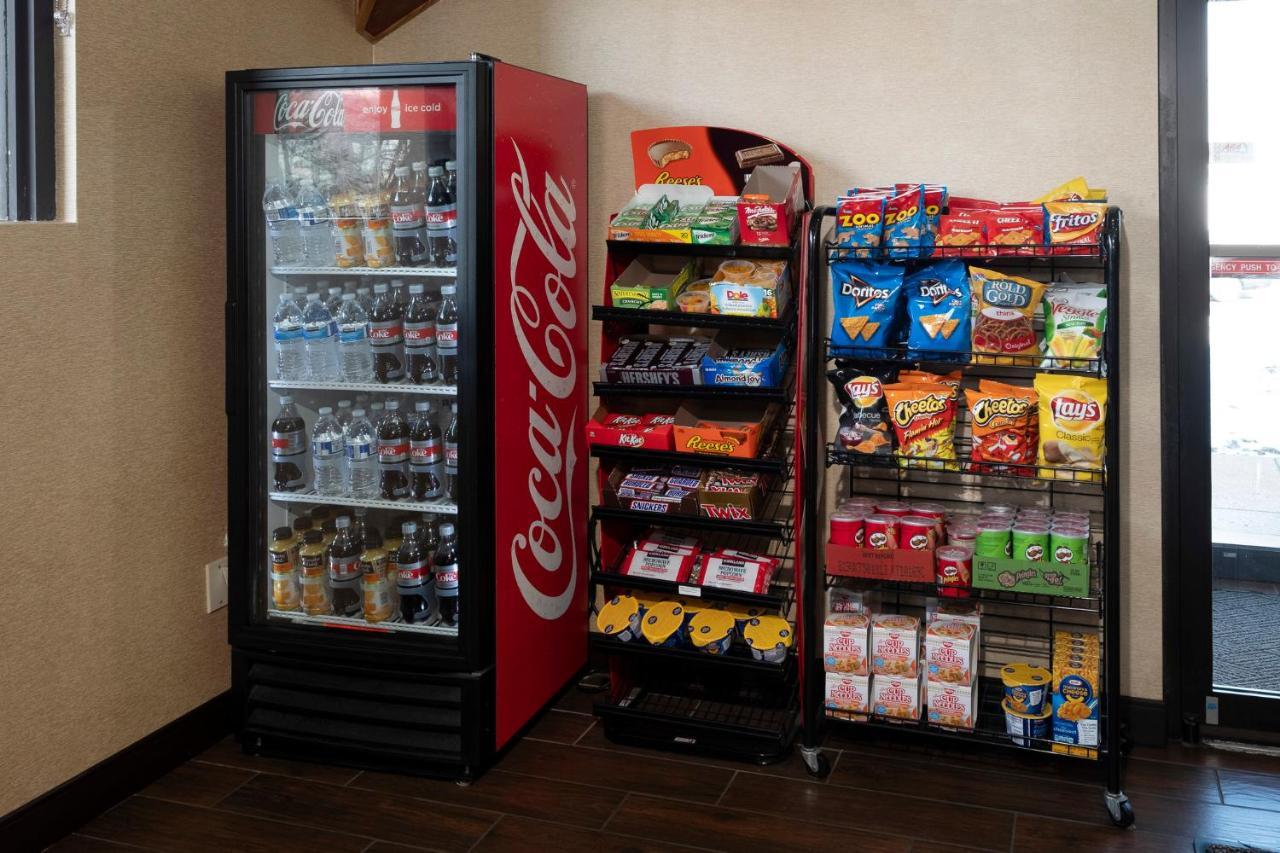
[206,557,229,613]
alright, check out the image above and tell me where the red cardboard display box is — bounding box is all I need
[672,401,780,459]
[738,165,802,245]
[585,404,676,450]
[826,542,935,583]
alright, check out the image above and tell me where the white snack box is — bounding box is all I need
[871,673,922,722]
[870,613,920,678]
[825,672,871,716]
[925,619,979,685]
[927,680,977,730]
[823,612,870,675]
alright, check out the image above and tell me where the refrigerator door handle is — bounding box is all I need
[225,300,236,417]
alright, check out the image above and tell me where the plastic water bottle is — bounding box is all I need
[272,293,306,381]
[312,407,345,495]
[302,292,338,380]
[291,285,309,310]
[335,293,374,383]
[323,282,343,316]
[336,399,353,430]
[356,284,373,314]
[344,408,378,498]
[263,182,304,266]
[295,181,332,267]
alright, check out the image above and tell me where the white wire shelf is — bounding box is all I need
[269,490,458,515]
[266,609,459,637]
[270,265,457,278]
[269,379,458,397]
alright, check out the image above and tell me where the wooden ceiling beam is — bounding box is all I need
[355,0,441,43]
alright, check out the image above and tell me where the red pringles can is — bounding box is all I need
[899,515,938,550]
[829,511,866,547]
[875,500,913,518]
[864,513,900,550]
[934,545,973,597]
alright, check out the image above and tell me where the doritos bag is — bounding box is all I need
[970,267,1046,365]
[965,384,1037,475]
[883,185,929,259]
[882,382,959,470]
[830,260,905,356]
[828,362,896,455]
[835,192,888,258]
[904,261,971,362]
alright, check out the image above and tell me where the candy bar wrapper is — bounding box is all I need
[636,540,700,557]
[622,548,695,583]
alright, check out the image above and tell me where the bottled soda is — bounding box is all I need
[335,293,374,383]
[344,408,378,498]
[425,165,457,267]
[436,283,459,385]
[369,283,405,383]
[392,279,409,312]
[412,160,430,198]
[323,282,343,316]
[359,190,396,269]
[419,513,440,556]
[410,401,444,500]
[296,182,332,267]
[378,399,410,501]
[328,516,363,617]
[389,165,429,266]
[328,185,364,269]
[445,159,457,198]
[434,522,459,627]
[353,507,380,550]
[396,521,433,624]
[404,283,438,384]
[368,401,385,433]
[335,399,353,430]
[269,526,300,612]
[290,517,312,566]
[311,406,345,496]
[445,402,459,501]
[298,530,331,615]
[302,292,339,381]
[263,181,303,266]
[272,293,305,381]
[271,396,307,492]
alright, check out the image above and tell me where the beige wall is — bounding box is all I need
[0,0,367,815]
[378,0,1164,699]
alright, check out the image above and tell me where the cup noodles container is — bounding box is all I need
[872,673,923,722]
[688,609,736,655]
[830,511,866,546]
[875,500,913,518]
[596,596,644,643]
[934,546,973,598]
[898,515,938,551]
[864,514,900,550]
[744,615,794,663]
[871,614,920,677]
[925,619,978,684]
[927,680,976,730]
[824,612,871,675]
[640,601,691,648]
[825,672,871,716]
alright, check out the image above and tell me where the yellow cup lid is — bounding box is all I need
[688,609,736,647]
[641,602,687,644]
[596,596,640,636]
[744,615,793,650]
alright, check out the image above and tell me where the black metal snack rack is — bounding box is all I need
[798,207,1134,827]
[587,229,808,765]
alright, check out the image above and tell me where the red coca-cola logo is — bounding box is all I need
[274,90,345,133]
[507,140,582,621]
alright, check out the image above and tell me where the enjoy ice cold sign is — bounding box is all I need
[253,86,457,134]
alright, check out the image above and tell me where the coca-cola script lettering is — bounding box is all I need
[274,90,345,133]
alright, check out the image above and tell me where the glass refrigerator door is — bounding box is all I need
[249,82,464,641]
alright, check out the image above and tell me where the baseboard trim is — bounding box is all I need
[0,691,232,852]
[1123,696,1168,746]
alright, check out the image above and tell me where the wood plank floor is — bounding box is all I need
[47,690,1280,853]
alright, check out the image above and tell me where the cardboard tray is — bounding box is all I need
[671,401,782,460]
[826,543,935,583]
[971,556,1091,598]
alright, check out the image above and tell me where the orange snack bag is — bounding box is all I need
[965,384,1037,474]
[883,383,959,471]
[1045,202,1108,255]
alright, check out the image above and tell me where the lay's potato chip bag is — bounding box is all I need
[1035,374,1108,479]
[904,261,970,362]
[831,260,904,356]
[829,362,896,455]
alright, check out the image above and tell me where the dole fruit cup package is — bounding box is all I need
[1035,374,1108,480]
[970,267,1046,365]
[830,260,904,356]
[904,260,971,361]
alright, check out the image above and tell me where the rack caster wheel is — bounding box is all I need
[800,747,830,779]
[1104,792,1134,828]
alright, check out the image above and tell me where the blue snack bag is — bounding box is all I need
[830,260,905,356]
[883,184,929,259]
[905,260,971,362]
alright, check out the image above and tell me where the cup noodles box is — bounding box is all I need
[738,164,803,245]
[608,183,715,243]
[585,405,677,451]
[671,401,780,459]
[697,469,765,521]
[824,612,871,675]
[825,672,871,716]
[925,619,979,685]
[871,614,920,677]
[871,673,923,721]
[927,680,977,730]
[600,335,717,386]
[608,256,696,310]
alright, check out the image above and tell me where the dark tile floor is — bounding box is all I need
[47,690,1280,853]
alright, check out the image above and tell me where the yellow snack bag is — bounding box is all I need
[1035,375,1108,479]
[1034,177,1092,203]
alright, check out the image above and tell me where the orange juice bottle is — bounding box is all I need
[360,545,393,622]
[298,529,331,615]
[269,526,300,611]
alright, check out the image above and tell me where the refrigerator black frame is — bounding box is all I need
[225,61,495,677]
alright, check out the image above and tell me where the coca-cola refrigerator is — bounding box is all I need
[225,58,587,780]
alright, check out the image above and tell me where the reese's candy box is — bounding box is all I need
[904,260,970,362]
[882,382,959,471]
[883,184,929,259]
[830,260,905,356]
[828,362,896,455]
[834,192,888,258]
[1036,374,1108,478]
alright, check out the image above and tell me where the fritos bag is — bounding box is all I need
[904,261,971,362]
[831,260,905,355]
[1042,283,1107,368]
[1034,177,1092,203]
[1045,202,1107,255]
[970,267,1046,365]
[835,192,888,258]
[964,384,1037,474]
[883,185,929,259]
[1035,374,1108,478]
[883,383,959,471]
[828,362,896,455]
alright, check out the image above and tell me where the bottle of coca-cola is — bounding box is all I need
[369,282,405,383]
[377,399,410,501]
[436,283,459,385]
[403,283,438,384]
[434,522,459,627]
[388,165,428,266]
[409,400,443,500]
[425,165,457,267]
[395,521,433,624]
[444,402,459,501]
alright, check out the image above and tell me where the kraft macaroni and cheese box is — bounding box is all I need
[1052,630,1101,753]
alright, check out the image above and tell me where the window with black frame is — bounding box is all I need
[1,0,56,221]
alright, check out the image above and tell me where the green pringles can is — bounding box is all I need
[1012,522,1050,562]
[1050,526,1089,564]
[974,520,1012,558]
